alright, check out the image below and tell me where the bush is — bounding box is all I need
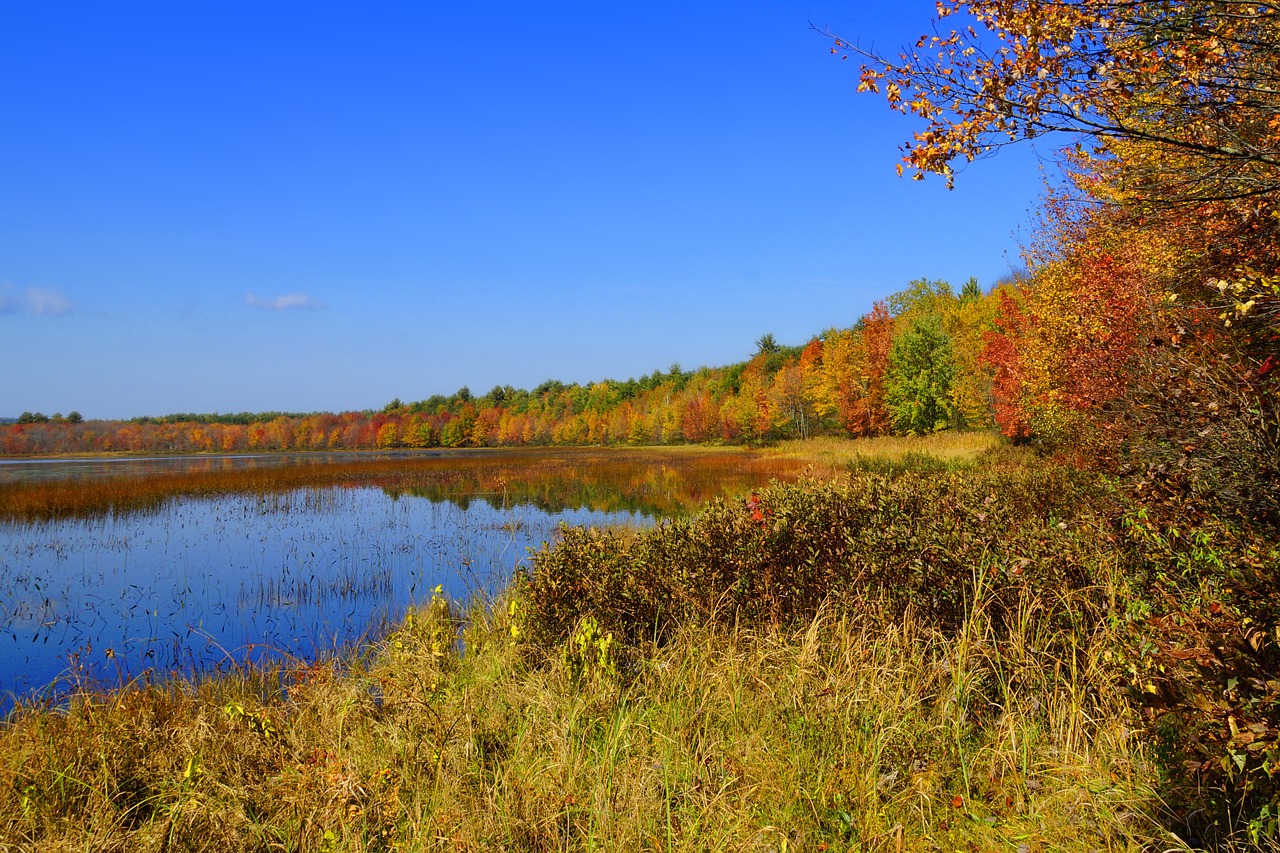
[1117,506,1280,846]
[522,467,1120,648]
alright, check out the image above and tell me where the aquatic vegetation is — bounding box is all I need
[0,447,816,523]
[0,471,1165,852]
[0,447,818,708]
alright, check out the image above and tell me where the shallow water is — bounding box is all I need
[0,457,647,704]
[0,449,474,484]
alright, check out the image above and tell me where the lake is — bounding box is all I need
[0,448,810,706]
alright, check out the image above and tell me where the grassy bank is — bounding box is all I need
[764,431,1004,470]
[0,585,1161,852]
[1,434,1270,850]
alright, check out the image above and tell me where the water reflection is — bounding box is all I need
[0,449,812,708]
[0,485,643,706]
[0,448,806,522]
[0,450,479,484]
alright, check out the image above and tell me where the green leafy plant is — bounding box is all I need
[562,616,617,685]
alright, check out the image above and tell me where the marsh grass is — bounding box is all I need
[0,447,816,523]
[0,438,1205,850]
[767,431,1004,473]
[0,574,1170,852]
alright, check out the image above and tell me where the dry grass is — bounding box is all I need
[766,431,1004,470]
[0,438,1198,851]
[0,576,1175,852]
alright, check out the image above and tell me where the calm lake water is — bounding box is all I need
[0,453,652,705]
[0,449,483,483]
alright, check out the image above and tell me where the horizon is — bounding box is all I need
[0,323,848,421]
[2,2,1049,420]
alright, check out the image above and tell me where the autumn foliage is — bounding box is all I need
[831,0,1280,843]
[5,281,1009,457]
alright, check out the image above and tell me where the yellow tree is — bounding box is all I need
[830,1,1280,201]
[949,287,998,429]
[375,420,400,449]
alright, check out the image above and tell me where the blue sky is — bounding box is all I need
[1,2,1050,420]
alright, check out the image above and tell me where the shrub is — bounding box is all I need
[522,467,1121,648]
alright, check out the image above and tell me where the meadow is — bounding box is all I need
[0,436,1273,851]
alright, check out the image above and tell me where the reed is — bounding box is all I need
[0,447,818,524]
[0,578,1167,852]
[766,430,1004,470]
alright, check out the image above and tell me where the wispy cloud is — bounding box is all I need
[245,293,327,311]
[0,285,75,316]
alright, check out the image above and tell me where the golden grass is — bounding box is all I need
[766,431,1004,469]
[0,437,1196,851]
[0,578,1173,852]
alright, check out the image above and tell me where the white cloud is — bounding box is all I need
[0,285,74,316]
[245,293,327,311]
[26,286,73,315]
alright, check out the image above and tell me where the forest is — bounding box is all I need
[3,274,1006,455]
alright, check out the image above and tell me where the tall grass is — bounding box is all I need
[766,431,1004,471]
[2,437,1244,850]
[0,578,1168,852]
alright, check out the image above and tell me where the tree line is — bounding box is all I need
[2,276,1016,456]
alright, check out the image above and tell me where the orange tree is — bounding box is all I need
[837,0,1280,841]
[828,0,1280,201]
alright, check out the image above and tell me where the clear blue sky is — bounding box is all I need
[1,1,1049,420]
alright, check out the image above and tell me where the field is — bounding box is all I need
[0,435,1273,851]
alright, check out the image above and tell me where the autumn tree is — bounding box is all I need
[857,302,896,435]
[471,407,500,447]
[626,412,650,445]
[948,288,997,428]
[809,330,850,428]
[982,289,1033,441]
[401,414,435,448]
[441,404,477,447]
[375,420,400,449]
[830,1,1280,202]
[726,355,773,442]
[887,278,955,319]
[769,363,810,438]
[796,337,826,417]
